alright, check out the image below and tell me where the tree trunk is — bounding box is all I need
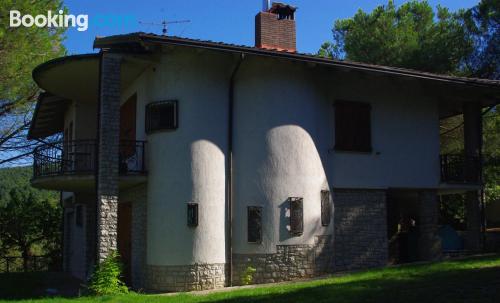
[21,245,31,272]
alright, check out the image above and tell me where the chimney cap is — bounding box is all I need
[269,2,297,14]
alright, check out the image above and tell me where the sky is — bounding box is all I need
[63,0,480,55]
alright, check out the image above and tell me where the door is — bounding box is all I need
[117,202,132,285]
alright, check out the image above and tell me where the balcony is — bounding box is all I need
[440,154,481,184]
[32,140,146,191]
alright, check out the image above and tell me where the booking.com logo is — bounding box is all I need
[9,10,135,32]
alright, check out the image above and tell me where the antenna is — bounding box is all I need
[139,19,191,36]
[262,0,271,11]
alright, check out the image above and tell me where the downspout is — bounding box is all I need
[227,53,245,286]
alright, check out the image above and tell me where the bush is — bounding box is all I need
[241,266,257,285]
[87,251,128,296]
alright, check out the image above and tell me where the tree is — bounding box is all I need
[318,0,473,75]
[0,0,67,165]
[463,0,500,79]
[0,188,61,271]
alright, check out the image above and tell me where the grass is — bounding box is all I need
[1,255,499,303]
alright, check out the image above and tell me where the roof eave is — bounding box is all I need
[93,33,500,91]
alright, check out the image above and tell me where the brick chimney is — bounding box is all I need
[255,2,297,52]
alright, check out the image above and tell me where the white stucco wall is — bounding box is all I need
[233,58,333,254]
[74,100,97,140]
[118,50,441,260]
[126,48,233,266]
[324,72,441,189]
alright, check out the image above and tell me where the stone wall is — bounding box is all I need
[145,263,226,292]
[121,185,148,290]
[417,190,442,260]
[96,53,121,261]
[232,235,333,285]
[333,189,388,271]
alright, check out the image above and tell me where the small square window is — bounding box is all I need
[289,197,303,236]
[187,203,198,227]
[145,100,178,133]
[248,206,263,243]
[321,190,331,226]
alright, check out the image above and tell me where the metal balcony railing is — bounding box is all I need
[33,140,146,179]
[440,154,481,184]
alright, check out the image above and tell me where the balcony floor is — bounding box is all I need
[31,174,147,192]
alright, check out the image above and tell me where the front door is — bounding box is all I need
[117,202,132,285]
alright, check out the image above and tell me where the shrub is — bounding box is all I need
[241,266,257,285]
[87,251,128,296]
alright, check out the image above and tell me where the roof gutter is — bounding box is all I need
[94,33,500,91]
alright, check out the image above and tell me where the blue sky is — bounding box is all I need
[64,0,479,55]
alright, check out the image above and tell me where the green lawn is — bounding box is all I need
[1,255,499,303]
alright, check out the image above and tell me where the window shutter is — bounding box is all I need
[248,207,263,243]
[334,100,372,152]
[145,100,178,133]
[321,190,331,226]
[289,197,303,236]
[187,203,198,227]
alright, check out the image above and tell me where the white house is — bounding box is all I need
[28,3,499,292]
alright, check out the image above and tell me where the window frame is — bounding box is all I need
[289,197,304,236]
[187,203,198,227]
[334,100,372,153]
[145,100,179,134]
[320,190,331,226]
[247,206,263,244]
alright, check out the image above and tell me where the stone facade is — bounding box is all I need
[465,190,482,251]
[121,185,148,290]
[145,263,226,292]
[333,189,388,271]
[417,190,442,260]
[232,235,333,285]
[96,53,122,262]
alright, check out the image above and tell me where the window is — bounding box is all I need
[75,205,83,227]
[247,206,263,243]
[187,203,198,227]
[321,190,331,226]
[289,197,303,236]
[145,100,178,133]
[334,101,372,152]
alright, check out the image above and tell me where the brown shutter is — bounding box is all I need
[187,203,198,227]
[248,206,263,243]
[335,100,372,152]
[321,190,331,226]
[289,197,303,236]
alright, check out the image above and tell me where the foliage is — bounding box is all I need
[0,255,499,302]
[240,266,257,285]
[0,0,67,165]
[87,252,129,296]
[0,187,61,271]
[440,194,465,230]
[318,0,472,75]
[462,0,500,79]
[0,166,57,207]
